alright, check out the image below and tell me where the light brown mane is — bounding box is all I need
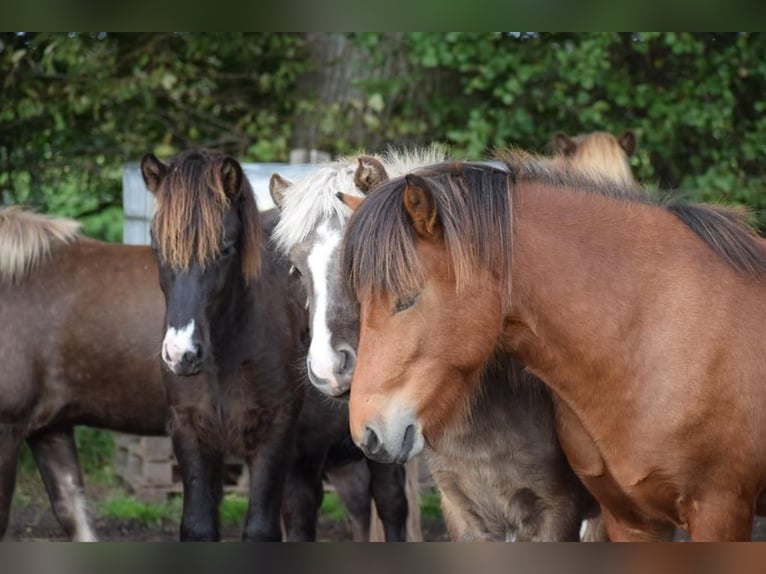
[151,149,262,282]
[0,206,81,284]
[556,131,636,187]
[498,149,649,202]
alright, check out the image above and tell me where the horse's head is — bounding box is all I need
[343,164,509,464]
[141,149,261,376]
[270,156,388,397]
[553,130,637,187]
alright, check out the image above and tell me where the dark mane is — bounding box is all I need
[151,149,262,282]
[345,161,514,304]
[664,202,766,278]
[501,150,766,277]
[345,154,766,304]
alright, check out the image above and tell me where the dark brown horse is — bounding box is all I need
[141,149,411,541]
[0,205,407,542]
[343,152,766,541]
[0,206,167,541]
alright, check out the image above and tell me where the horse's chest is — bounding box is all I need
[552,396,681,527]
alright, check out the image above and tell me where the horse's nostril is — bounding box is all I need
[362,426,380,455]
[182,344,203,365]
[335,346,356,376]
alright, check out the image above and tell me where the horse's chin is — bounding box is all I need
[164,362,202,377]
[328,389,350,402]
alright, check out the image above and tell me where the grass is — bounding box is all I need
[319,491,347,523]
[419,489,443,521]
[99,493,251,528]
[99,494,182,527]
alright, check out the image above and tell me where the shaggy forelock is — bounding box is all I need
[271,144,451,256]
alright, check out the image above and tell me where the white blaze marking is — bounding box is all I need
[65,473,97,542]
[306,222,343,386]
[162,320,196,366]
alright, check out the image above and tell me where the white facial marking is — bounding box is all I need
[306,222,343,388]
[162,320,196,368]
[65,473,98,542]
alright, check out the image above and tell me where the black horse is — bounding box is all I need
[141,149,410,541]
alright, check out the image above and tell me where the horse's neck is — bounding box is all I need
[209,269,252,348]
[438,354,554,449]
[506,183,658,404]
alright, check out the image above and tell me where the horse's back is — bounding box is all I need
[0,238,168,434]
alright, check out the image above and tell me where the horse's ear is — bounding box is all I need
[618,130,637,157]
[141,154,169,195]
[335,192,364,212]
[269,174,292,211]
[354,156,389,193]
[221,157,244,199]
[553,132,577,156]
[403,174,441,240]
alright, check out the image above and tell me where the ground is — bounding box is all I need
[6,470,449,542]
[8,470,766,542]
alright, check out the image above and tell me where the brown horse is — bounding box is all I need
[342,151,766,541]
[271,146,614,541]
[0,207,168,541]
[0,205,408,542]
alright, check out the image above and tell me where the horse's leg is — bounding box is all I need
[27,429,97,541]
[0,424,24,540]
[368,460,408,541]
[171,415,223,542]
[278,449,325,542]
[326,459,372,541]
[601,506,675,542]
[437,484,490,541]
[686,493,753,541]
[580,512,610,542]
[242,413,296,542]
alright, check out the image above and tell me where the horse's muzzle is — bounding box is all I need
[358,423,418,464]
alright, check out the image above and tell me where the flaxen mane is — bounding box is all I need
[151,150,262,282]
[555,131,636,187]
[345,152,766,309]
[0,206,81,284]
[272,144,449,255]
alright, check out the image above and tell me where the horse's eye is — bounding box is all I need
[393,295,418,314]
[221,243,236,257]
[289,265,302,278]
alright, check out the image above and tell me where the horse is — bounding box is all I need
[140,148,412,541]
[269,146,603,541]
[0,206,167,541]
[553,130,636,186]
[0,206,406,542]
[342,151,766,541]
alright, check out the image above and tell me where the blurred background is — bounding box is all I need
[3,32,765,243]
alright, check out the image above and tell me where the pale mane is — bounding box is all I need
[0,206,81,284]
[272,143,450,254]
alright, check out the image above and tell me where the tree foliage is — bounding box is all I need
[2,32,765,241]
